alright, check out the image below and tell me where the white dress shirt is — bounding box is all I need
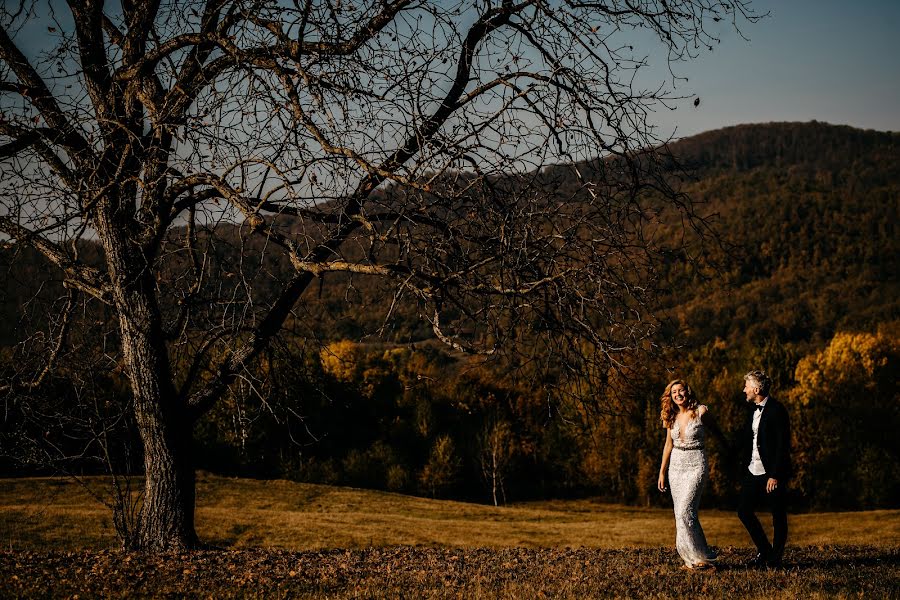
[748,397,768,476]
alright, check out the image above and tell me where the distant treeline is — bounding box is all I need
[5,328,895,510]
[185,326,897,510]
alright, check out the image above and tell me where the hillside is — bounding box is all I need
[3,475,898,551]
[2,121,896,348]
[669,121,899,175]
[222,121,900,346]
[657,122,899,346]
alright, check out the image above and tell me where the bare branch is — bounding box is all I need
[0,290,76,393]
[0,26,93,162]
[0,217,112,302]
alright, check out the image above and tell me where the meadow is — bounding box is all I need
[1,474,898,597]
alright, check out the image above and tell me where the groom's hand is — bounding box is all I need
[766,478,778,493]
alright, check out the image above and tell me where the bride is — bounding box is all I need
[657,379,718,571]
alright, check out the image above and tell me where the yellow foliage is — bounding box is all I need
[320,340,362,383]
[793,331,897,406]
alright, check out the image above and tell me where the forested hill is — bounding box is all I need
[289,121,899,347]
[666,121,899,176]
[295,120,900,347]
[651,121,899,347]
[1,122,897,349]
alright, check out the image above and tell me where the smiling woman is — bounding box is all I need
[657,379,718,570]
[0,0,760,551]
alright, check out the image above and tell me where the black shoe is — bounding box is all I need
[746,553,768,569]
[766,554,784,569]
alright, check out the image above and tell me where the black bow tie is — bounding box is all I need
[755,404,764,412]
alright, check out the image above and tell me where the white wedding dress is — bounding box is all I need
[668,407,717,567]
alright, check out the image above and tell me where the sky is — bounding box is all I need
[5,0,899,143]
[651,0,900,138]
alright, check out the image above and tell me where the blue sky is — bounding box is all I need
[653,0,900,138]
[8,0,899,141]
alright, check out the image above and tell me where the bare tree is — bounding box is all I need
[0,0,758,550]
[479,417,514,506]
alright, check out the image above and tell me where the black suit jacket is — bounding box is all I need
[742,397,793,481]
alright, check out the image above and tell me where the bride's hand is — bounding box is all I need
[658,473,667,492]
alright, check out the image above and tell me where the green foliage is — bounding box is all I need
[657,123,899,347]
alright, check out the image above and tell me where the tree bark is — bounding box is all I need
[99,204,198,551]
[118,273,198,551]
[133,405,198,551]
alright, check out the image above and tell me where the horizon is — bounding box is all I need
[640,0,900,139]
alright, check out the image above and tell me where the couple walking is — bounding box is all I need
[657,370,791,571]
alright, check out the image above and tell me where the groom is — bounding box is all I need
[738,370,792,569]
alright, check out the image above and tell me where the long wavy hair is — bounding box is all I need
[660,379,698,428]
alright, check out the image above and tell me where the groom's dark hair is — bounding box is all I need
[744,370,772,396]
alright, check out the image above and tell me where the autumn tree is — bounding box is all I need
[419,433,461,498]
[1,0,758,550]
[789,330,899,508]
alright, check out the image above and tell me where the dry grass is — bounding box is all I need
[2,476,898,598]
[2,546,898,599]
[2,473,898,551]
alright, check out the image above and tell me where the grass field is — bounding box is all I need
[2,473,898,551]
[1,475,898,598]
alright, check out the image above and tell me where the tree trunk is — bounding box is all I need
[134,402,198,551]
[100,208,198,551]
[118,280,199,551]
[491,450,499,507]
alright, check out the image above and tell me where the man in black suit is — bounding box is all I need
[738,370,792,569]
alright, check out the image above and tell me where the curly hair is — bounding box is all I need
[659,379,698,428]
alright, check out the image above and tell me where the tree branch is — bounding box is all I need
[0,217,112,302]
[0,25,93,163]
[66,1,115,139]
[0,290,77,393]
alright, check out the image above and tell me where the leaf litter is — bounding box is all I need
[0,545,897,598]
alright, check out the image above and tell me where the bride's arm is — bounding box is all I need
[658,429,674,492]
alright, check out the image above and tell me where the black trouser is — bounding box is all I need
[737,472,788,560]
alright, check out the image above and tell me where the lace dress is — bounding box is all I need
[668,407,716,567]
